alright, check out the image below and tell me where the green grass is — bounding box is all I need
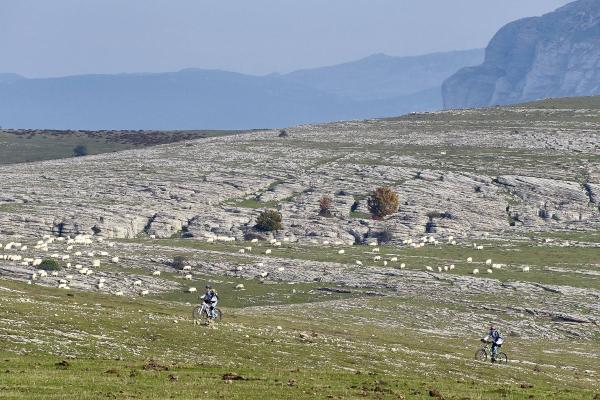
[0,129,240,165]
[0,279,597,399]
[124,238,600,291]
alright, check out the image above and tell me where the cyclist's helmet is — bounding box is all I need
[205,284,212,289]
[490,324,496,330]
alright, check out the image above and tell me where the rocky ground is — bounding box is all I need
[0,99,599,398]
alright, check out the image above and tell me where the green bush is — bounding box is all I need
[39,259,61,271]
[171,255,188,270]
[73,144,88,157]
[255,210,283,232]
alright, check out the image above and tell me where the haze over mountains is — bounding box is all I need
[0,49,483,130]
[443,0,600,109]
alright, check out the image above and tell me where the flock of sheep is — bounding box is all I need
[0,230,533,298]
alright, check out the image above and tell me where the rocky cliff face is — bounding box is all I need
[443,0,600,109]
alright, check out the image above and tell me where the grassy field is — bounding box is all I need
[123,238,600,291]
[0,279,598,399]
[0,129,240,165]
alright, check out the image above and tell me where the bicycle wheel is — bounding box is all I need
[496,352,508,364]
[475,349,488,362]
[192,305,208,324]
[213,307,223,321]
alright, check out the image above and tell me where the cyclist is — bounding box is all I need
[486,324,503,361]
[200,285,219,319]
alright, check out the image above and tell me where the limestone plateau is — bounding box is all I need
[1,100,599,243]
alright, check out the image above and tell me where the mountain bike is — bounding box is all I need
[475,339,508,364]
[192,303,222,325]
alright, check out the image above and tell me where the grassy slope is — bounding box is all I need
[0,130,239,165]
[1,279,597,400]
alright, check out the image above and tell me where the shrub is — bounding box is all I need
[367,187,399,218]
[278,129,289,138]
[376,227,394,244]
[39,259,61,271]
[255,210,283,232]
[319,196,333,217]
[171,255,188,270]
[73,144,88,157]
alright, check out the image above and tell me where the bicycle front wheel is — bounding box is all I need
[475,349,488,362]
[192,305,208,323]
[496,352,508,364]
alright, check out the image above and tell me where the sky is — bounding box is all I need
[0,0,572,78]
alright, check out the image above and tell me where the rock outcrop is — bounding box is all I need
[443,0,600,109]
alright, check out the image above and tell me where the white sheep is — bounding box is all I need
[487,269,493,274]
[472,268,480,275]
[373,256,381,261]
[383,261,388,266]
[476,245,484,250]
[265,249,272,255]
[58,283,70,289]
[207,238,214,243]
[98,278,106,284]
[356,260,363,266]
[485,259,492,265]
[425,266,433,271]
[184,274,193,280]
[283,238,290,242]
[92,260,100,267]
[437,266,442,272]
[111,257,120,263]
[182,265,192,271]
[269,239,277,244]
[273,242,282,247]
[97,282,105,289]
[140,290,149,296]
[449,264,455,270]
[251,239,259,243]
[235,284,245,290]
[188,287,197,293]
[244,246,252,252]
[259,271,269,278]
[390,257,398,262]
[133,280,142,286]
[338,250,345,255]
[467,257,473,263]
[115,291,124,296]
[152,271,161,276]
[522,266,530,272]
[239,249,246,254]
[400,263,406,269]
[443,265,448,272]
[372,248,380,253]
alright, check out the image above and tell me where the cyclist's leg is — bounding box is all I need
[211,300,218,318]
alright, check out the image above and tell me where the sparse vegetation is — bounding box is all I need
[255,209,283,232]
[319,195,333,217]
[38,259,61,271]
[170,255,188,270]
[72,144,88,157]
[367,187,399,218]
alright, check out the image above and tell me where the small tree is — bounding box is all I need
[73,144,88,157]
[255,210,283,232]
[171,255,188,270]
[39,259,61,271]
[367,187,399,219]
[319,195,333,217]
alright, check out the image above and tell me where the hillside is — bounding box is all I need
[0,99,598,398]
[0,50,483,130]
[443,0,600,109]
[0,129,240,165]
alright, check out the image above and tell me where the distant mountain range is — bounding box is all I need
[0,49,483,130]
[443,0,600,109]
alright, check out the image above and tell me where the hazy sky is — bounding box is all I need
[0,0,572,78]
